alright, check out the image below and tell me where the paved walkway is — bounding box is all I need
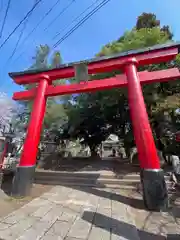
[0,185,180,240]
[0,186,140,240]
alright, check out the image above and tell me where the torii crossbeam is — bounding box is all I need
[9,42,180,211]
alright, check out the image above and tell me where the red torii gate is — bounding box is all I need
[10,42,180,211]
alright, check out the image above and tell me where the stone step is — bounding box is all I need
[34,173,140,180]
[34,169,171,190]
[35,169,139,176]
[35,170,170,180]
[34,177,140,185]
[34,176,171,191]
[34,179,139,189]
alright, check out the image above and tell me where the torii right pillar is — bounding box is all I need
[125,58,168,211]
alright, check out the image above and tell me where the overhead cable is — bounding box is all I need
[52,0,101,40]
[0,0,43,51]
[44,0,76,31]
[0,0,12,38]
[53,0,111,48]
[6,0,42,64]
[16,0,62,53]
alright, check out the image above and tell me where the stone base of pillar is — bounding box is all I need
[140,169,168,211]
[11,166,35,197]
[0,170,3,188]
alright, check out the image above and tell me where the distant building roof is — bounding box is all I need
[103,134,119,144]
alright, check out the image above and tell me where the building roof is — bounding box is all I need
[9,42,180,78]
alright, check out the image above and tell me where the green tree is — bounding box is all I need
[97,27,171,56]
[136,12,160,30]
[62,12,179,156]
[136,12,173,39]
[30,45,50,70]
[24,45,68,134]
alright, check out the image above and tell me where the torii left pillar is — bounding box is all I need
[12,76,49,197]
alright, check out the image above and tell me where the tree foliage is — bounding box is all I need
[24,45,68,133]
[23,12,180,156]
[60,12,180,155]
[136,12,173,39]
[97,27,171,57]
[136,12,160,30]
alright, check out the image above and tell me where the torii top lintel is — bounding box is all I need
[9,42,180,85]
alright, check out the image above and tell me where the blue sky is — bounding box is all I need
[0,0,180,97]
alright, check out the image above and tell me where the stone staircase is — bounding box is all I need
[34,169,172,191]
[34,170,139,189]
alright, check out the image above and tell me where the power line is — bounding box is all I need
[13,0,108,63]
[52,0,101,40]
[0,0,43,51]
[8,26,23,61]
[0,0,12,38]
[6,0,57,65]
[1,0,68,90]
[53,0,111,47]
[10,0,111,67]
[5,21,29,66]
[53,0,111,48]
[3,1,112,93]
[6,0,42,65]
[44,0,76,31]
[15,0,62,55]
[10,0,75,63]
[0,0,42,89]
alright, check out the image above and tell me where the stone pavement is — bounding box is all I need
[0,185,140,240]
[0,185,179,240]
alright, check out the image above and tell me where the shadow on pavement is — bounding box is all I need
[73,186,145,210]
[82,211,179,240]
